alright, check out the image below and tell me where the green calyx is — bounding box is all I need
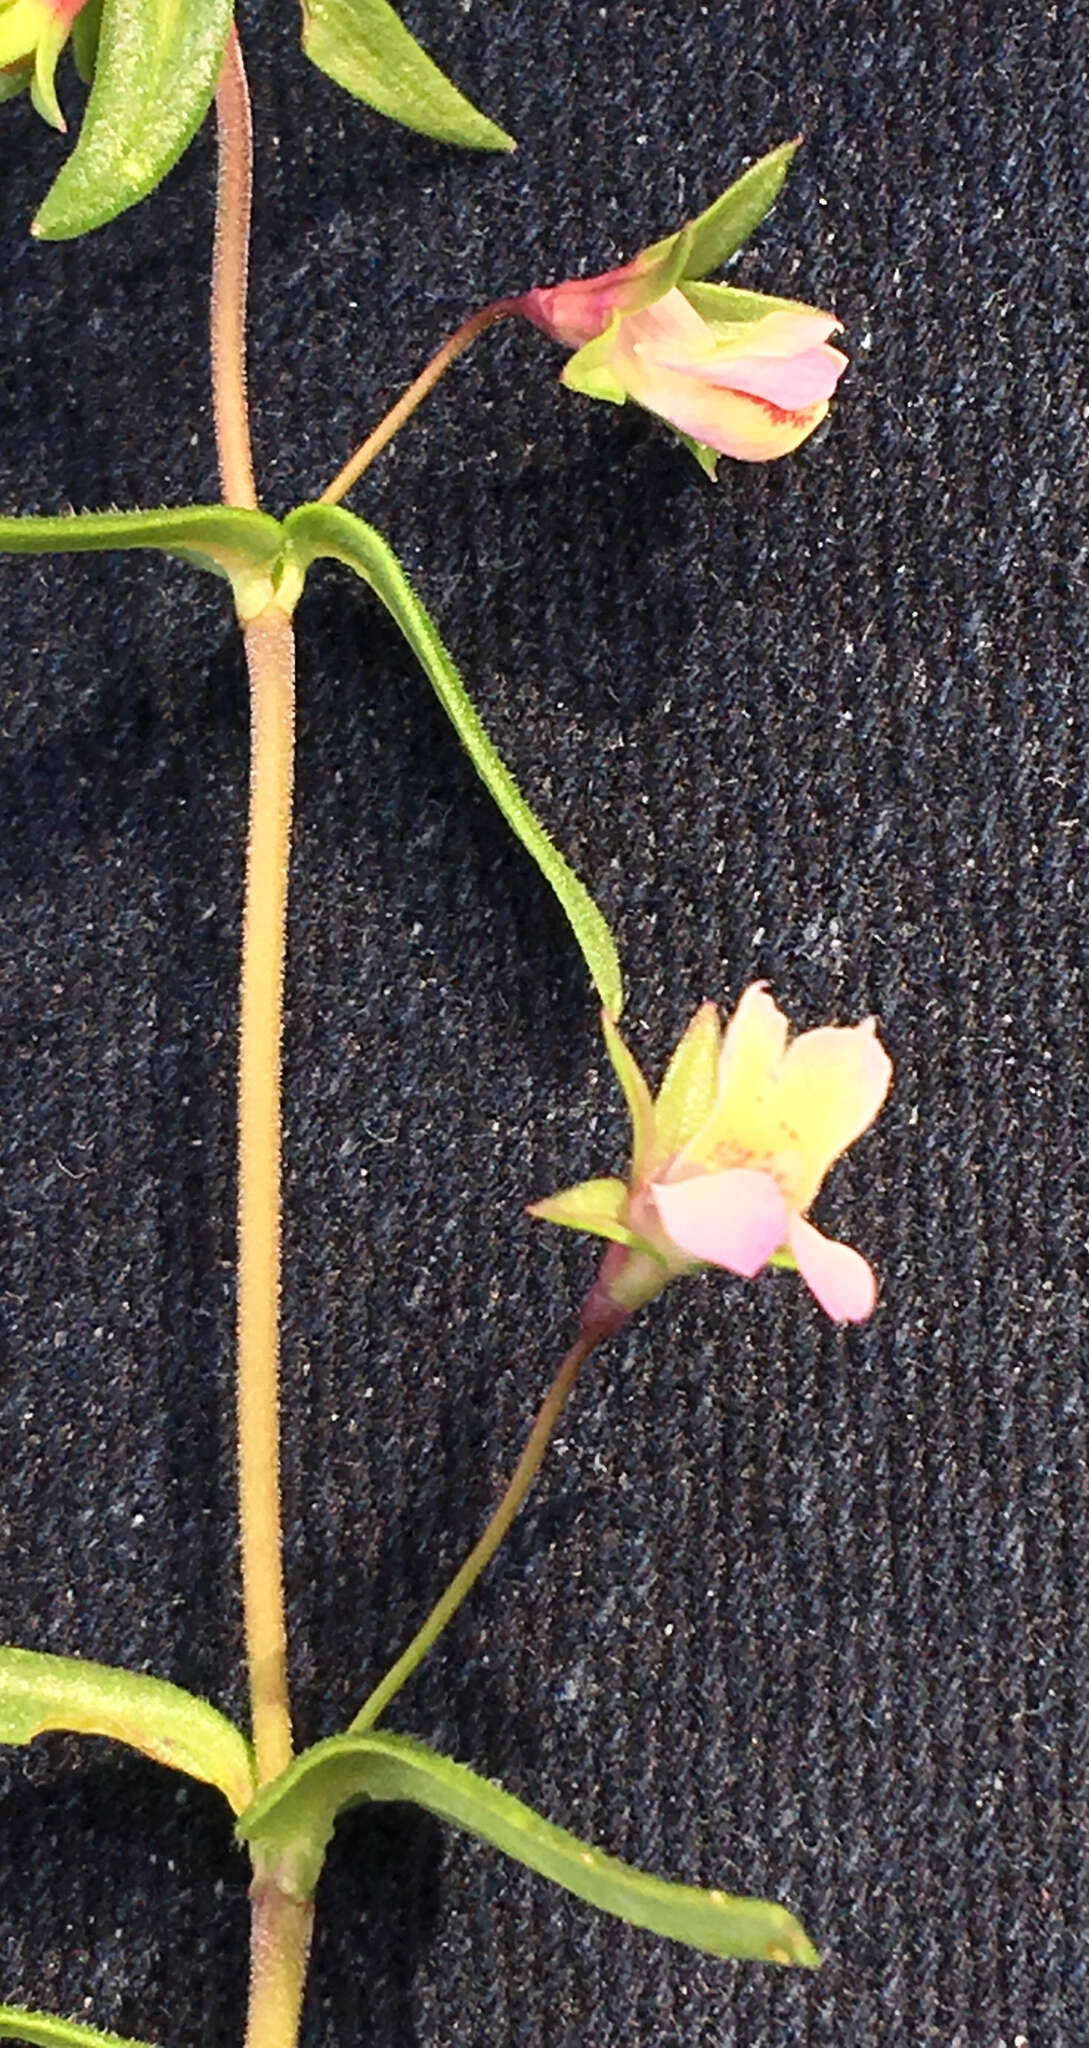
[638,137,802,285]
[562,312,630,404]
[530,1004,723,1265]
[679,278,828,337]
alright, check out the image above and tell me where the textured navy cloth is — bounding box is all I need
[2,1,1088,2042]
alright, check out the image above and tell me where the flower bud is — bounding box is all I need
[515,142,847,471]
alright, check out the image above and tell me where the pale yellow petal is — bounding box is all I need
[773,1018,892,1208]
[676,982,787,1164]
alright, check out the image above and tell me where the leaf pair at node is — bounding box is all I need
[0,499,623,1017]
[0,1639,818,2048]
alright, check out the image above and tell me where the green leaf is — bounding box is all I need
[301,0,513,151]
[238,1728,819,1966]
[652,1001,721,1165]
[641,140,801,285]
[0,1646,256,1815]
[282,503,623,1018]
[0,2006,156,2048]
[0,505,284,618]
[32,0,234,240]
[601,1012,655,1182]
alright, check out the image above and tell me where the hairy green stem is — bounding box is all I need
[243,1877,314,2048]
[212,28,310,2048]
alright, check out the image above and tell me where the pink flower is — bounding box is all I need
[514,141,848,470]
[530,985,892,1331]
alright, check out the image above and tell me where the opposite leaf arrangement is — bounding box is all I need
[0,6,891,2047]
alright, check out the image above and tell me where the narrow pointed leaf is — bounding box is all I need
[0,1646,256,1814]
[301,0,512,151]
[641,140,801,284]
[238,1729,818,1966]
[0,505,284,616]
[283,503,623,1017]
[32,0,234,240]
[0,2007,156,2048]
[601,1012,655,1182]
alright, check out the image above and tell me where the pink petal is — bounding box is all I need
[704,343,847,409]
[653,1168,788,1277]
[789,1213,877,1323]
[727,310,844,356]
[615,355,831,461]
[638,339,847,410]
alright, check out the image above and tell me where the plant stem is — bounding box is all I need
[244,1875,314,2048]
[351,1330,598,1733]
[236,602,297,1786]
[319,298,520,507]
[212,21,258,511]
[212,28,308,2048]
[211,24,294,1787]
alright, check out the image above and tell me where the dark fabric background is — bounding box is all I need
[2,1,1088,2042]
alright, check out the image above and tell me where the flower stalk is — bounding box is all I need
[320,297,520,505]
[351,1328,598,1732]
